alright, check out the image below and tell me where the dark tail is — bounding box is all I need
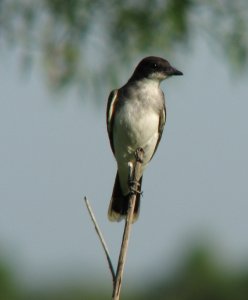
[108,172,142,222]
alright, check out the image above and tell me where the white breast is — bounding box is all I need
[113,98,159,166]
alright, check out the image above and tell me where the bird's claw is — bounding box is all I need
[129,181,143,195]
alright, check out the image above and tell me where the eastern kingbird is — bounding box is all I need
[106,56,183,222]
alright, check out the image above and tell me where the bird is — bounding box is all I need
[106,56,183,222]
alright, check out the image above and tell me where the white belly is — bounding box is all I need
[113,105,159,194]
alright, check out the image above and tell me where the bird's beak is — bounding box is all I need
[167,67,183,76]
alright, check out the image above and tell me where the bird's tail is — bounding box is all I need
[108,172,142,222]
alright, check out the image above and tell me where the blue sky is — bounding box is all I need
[0,37,248,289]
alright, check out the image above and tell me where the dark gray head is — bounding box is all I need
[129,56,183,82]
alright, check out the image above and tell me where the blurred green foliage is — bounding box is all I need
[0,260,18,300]
[0,0,247,97]
[1,245,248,300]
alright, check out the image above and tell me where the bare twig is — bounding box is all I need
[84,148,144,299]
[112,148,144,300]
[84,196,115,284]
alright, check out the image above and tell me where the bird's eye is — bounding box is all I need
[153,63,157,68]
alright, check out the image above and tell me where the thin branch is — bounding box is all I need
[84,196,115,284]
[112,148,144,300]
[84,148,144,299]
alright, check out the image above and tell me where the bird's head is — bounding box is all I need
[130,56,183,83]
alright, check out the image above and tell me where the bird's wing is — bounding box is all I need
[106,89,119,154]
[150,102,166,160]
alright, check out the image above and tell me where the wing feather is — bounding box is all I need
[150,102,166,160]
[106,89,119,154]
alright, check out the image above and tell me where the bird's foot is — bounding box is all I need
[129,179,140,188]
[129,180,142,195]
[129,188,143,196]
